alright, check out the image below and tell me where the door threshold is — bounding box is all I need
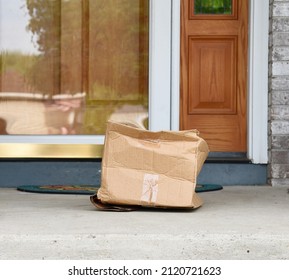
[205,152,251,164]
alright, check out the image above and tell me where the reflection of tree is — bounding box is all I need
[25,0,149,100]
[26,0,60,54]
[23,0,149,134]
[26,0,61,96]
[88,0,149,101]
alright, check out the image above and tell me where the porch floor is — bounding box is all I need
[0,186,289,260]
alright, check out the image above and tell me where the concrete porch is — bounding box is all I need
[0,186,289,260]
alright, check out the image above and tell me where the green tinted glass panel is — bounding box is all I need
[194,0,232,15]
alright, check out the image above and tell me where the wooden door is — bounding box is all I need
[180,0,248,152]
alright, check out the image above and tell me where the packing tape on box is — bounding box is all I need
[140,173,159,205]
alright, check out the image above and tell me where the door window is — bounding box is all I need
[190,0,236,19]
[194,0,232,15]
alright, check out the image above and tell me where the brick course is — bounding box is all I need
[269,0,289,186]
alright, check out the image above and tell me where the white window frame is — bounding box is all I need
[149,0,172,131]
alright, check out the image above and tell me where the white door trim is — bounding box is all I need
[170,0,269,164]
[149,0,172,131]
[248,0,269,164]
[171,0,181,131]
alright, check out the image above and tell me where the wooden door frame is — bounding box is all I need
[171,0,269,164]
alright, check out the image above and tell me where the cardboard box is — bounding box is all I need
[91,121,209,210]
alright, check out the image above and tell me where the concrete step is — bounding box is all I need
[0,186,288,260]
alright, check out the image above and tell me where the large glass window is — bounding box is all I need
[0,0,149,135]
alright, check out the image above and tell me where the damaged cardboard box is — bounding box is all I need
[90,121,209,210]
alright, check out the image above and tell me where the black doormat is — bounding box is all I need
[17,185,99,195]
[17,184,223,195]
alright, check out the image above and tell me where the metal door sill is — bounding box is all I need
[205,152,251,164]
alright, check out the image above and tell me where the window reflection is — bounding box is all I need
[0,0,149,135]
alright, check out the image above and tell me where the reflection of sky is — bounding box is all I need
[0,0,39,54]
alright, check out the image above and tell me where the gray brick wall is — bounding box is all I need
[269,0,289,186]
